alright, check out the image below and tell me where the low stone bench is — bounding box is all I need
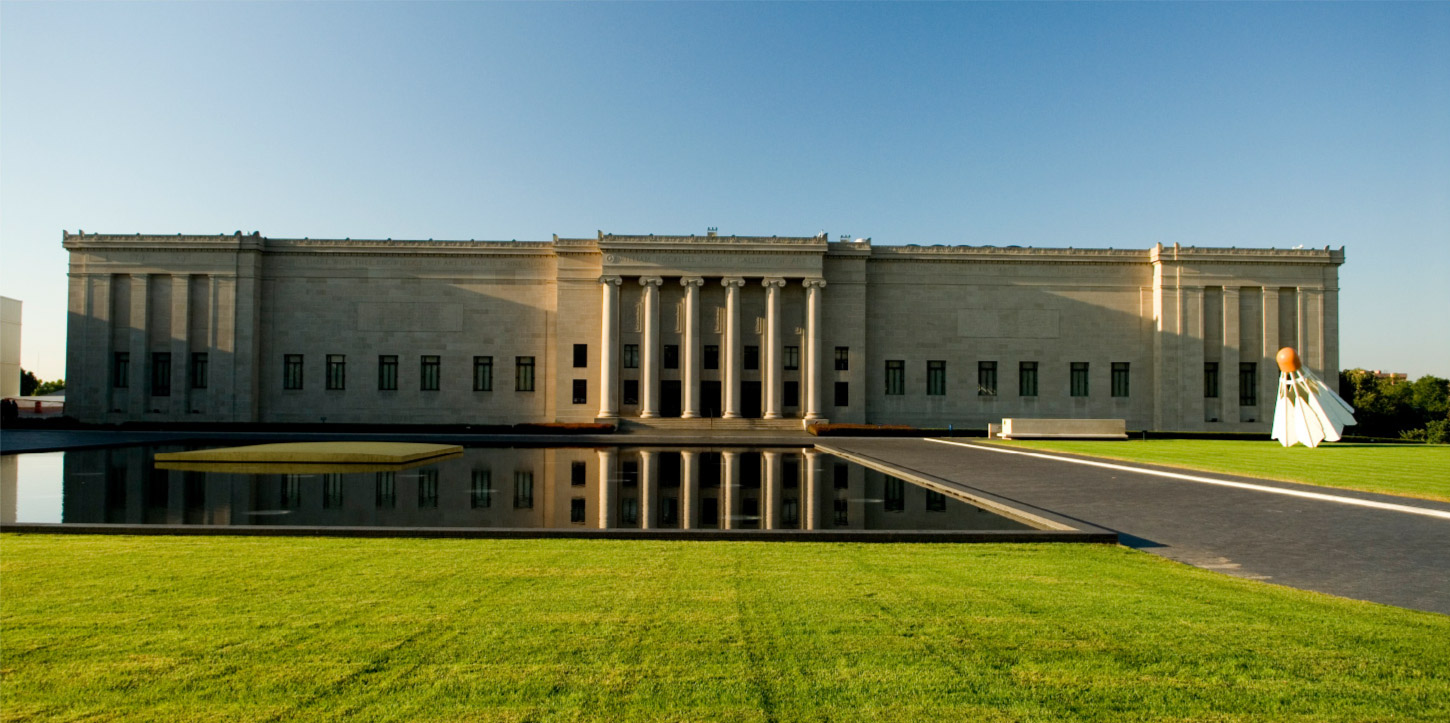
[996,418,1128,440]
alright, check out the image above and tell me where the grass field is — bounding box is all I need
[987,439,1450,502]
[3,535,1448,721]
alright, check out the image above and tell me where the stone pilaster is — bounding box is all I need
[680,277,704,418]
[803,279,826,420]
[721,278,744,419]
[762,277,786,419]
[171,274,191,413]
[596,448,616,529]
[128,274,150,416]
[762,450,780,529]
[639,450,657,529]
[803,451,819,530]
[598,276,622,418]
[639,277,662,418]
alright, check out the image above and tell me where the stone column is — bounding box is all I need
[596,449,616,529]
[1221,287,1241,420]
[598,276,622,418]
[803,279,826,420]
[803,451,819,530]
[639,277,663,418]
[721,450,739,529]
[680,278,704,418]
[680,450,698,530]
[762,450,780,529]
[762,277,786,419]
[639,450,657,529]
[721,278,745,419]
[171,274,191,413]
[129,274,150,417]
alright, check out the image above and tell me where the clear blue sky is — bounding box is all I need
[3,1,1446,381]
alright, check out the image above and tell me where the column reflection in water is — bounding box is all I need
[597,448,616,529]
[43,445,1031,532]
[680,450,697,530]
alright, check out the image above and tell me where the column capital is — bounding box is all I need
[762,277,787,289]
[600,275,622,286]
[721,277,745,288]
[639,276,663,287]
[680,277,705,288]
[802,278,827,289]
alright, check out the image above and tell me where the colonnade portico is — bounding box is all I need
[598,274,826,421]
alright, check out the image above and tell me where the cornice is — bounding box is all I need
[1151,243,1345,265]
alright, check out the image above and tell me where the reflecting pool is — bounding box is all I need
[1,445,1030,532]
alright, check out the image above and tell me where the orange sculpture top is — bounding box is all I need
[1276,347,1302,374]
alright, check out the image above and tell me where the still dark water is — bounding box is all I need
[1,445,1028,532]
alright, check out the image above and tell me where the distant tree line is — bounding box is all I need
[1339,370,1449,443]
[18,368,65,397]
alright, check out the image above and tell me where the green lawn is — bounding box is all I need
[3,535,1448,721]
[987,439,1450,502]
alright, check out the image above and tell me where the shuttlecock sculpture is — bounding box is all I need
[1271,347,1356,448]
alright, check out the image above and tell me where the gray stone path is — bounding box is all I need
[819,438,1450,615]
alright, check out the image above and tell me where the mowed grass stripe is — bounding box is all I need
[4,536,1449,721]
[987,439,1450,502]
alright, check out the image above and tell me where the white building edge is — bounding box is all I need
[63,231,1343,431]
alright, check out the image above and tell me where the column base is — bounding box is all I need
[804,412,821,420]
[763,412,781,420]
[640,412,659,419]
[722,412,740,419]
[681,412,699,419]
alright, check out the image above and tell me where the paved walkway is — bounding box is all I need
[819,438,1450,615]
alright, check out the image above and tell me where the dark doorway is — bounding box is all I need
[741,381,762,418]
[701,381,722,418]
[661,380,682,418]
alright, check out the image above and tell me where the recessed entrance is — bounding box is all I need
[700,381,722,418]
[741,381,762,419]
[660,380,682,418]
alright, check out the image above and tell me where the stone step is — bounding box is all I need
[613,417,817,435]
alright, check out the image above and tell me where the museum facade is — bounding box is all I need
[63,230,1344,432]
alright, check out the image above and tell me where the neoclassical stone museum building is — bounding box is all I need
[63,230,1343,432]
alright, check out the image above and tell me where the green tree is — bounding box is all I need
[34,378,65,395]
[19,368,38,396]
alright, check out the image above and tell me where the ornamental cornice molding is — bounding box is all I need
[600,233,827,247]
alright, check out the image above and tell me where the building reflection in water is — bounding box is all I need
[48,446,1029,531]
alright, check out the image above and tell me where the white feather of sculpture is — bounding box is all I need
[1271,365,1356,448]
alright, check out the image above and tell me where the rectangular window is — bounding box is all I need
[623,344,639,369]
[573,343,588,368]
[113,352,130,388]
[926,490,947,512]
[282,475,303,509]
[833,462,849,490]
[1019,361,1038,397]
[514,470,534,509]
[326,354,346,390]
[571,460,587,487]
[884,477,905,512]
[834,346,849,371]
[663,344,679,370]
[572,379,588,404]
[473,356,493,392]
[978,361,997,396]
[744,345,760,371]
[834,381,849,407]
[151,353,171,396]
[704,345,719,370]
[283,354,304,390]
[784,346,800,371]
[622,379,639,405]
[190,353,208,389]
[784,381,799,407]
[833,497,849,526]
[1070,362,1090,397]
[570,497,587,524]
[1111,362,1130,398]
[1204,362,1220,398]
[420,355,440,391]
[375,471,396,509]
[1239,363,1258,406]
[378,355,398,391]
[470,470,491,509]
[418,468,438,508]
[885,360,905,395]
[516,357,535,392]
[926,361,946,396]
